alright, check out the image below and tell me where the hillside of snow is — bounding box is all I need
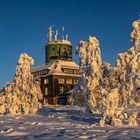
[0,105,140,140]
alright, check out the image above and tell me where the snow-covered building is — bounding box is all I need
[31,27,81,104]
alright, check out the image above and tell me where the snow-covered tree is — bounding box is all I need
[72,36,102,112]
[0,53,43,114]
[73,18,140,126]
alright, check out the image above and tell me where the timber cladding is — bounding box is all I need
[40,74,79,104]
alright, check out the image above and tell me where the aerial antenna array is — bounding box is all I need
[48,26,69,42]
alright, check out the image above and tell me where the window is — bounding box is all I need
[33,72,38,77]
[66,79,72,84]
[63,69,74,74]
[42,70,45,75]
[60,87,64,93]
[45,88,48,95]
[38,71,40,75]
[34,73,36,76]
[58,78,65,84]
[44,79,49,84]
[74,79,78,84]
[40,71,42,75]
[74,70,79,75]
[39,71,42,75]
[45,69,48,74]
[74,70,76,74]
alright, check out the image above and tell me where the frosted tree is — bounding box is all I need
[73,18,140,126]
[134,69,140,106]
[130,19,140,52]
[110,19,140,108]
[99,19,140,126]
[0,53,43,114]
[130,19,140,106]
[73,36,102,112]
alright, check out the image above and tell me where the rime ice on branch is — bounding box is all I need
[0,54,42,114]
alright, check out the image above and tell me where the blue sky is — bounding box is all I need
[0,0,140,87]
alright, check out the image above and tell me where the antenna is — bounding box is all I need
[62,26,64,40]
[48,25,53,42]
[48,25,55,42]
[55,29,58,40]
[66,34,68,40]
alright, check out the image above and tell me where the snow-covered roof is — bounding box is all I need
[31,61,56,73]
[48,40,71,45]
[61,61,79,69]
[31,65,46,73]
[39,73,81,78]
[31,60,80,76]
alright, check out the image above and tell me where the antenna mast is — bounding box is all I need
[66,34,68,40]
[48,26,53,42]
[62,27,64,40]
[55,29,58,40]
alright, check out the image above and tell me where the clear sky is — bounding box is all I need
[0,0,140,87]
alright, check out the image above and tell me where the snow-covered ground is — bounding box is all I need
[0,105,140,140]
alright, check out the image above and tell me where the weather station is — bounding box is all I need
[45,26,73,63]
[31,26,80,105]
